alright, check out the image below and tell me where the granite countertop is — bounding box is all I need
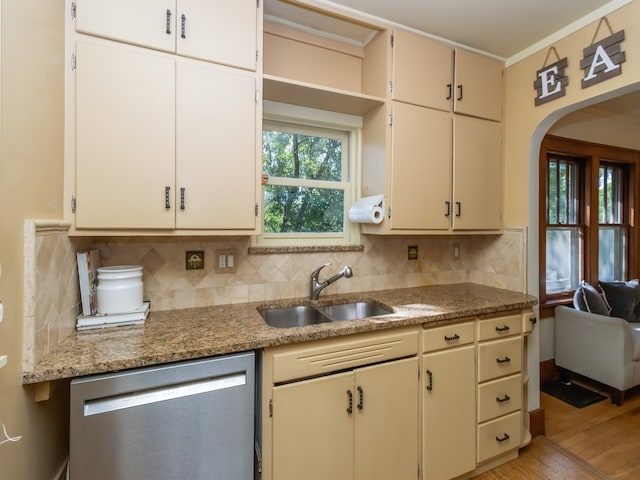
[23,283,537,384]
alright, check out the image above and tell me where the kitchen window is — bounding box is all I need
[539,135,639,317]
[256,102,359,247]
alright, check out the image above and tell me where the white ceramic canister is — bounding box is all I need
[96,265,144,314]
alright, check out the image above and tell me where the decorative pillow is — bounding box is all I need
[599,279,640,322]
[573,281,611,316]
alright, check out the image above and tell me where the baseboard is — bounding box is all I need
[540,358,558,383]
[529,407,545,437]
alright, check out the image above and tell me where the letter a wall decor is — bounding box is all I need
[580,17,625,88]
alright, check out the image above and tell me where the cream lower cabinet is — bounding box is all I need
[476,313,525,465]
[74,38,258,231]
[272,357,418,480]
[422,322,476,480]
[262,328,419,480]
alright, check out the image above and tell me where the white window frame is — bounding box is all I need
[254,101,361,247]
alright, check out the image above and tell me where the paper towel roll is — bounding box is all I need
[349,195,384,224]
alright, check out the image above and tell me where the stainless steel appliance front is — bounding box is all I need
[70,352,255,480]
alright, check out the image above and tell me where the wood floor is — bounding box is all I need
[474,380,640,479]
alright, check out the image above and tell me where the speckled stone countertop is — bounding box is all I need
[23,283,536,384]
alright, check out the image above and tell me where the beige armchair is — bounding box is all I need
[554,305,640,405]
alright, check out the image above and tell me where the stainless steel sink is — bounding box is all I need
[260,301,393,328]
[317,302,393,321]
[260,305,331,328]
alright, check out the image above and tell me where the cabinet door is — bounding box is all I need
[175,60,257,230]
[453,49,503,121]
[423,346,476,480]
[354,357,419,480]
[392,29,452,112]
[176,0,257,70]
[390,102,451,230]
[272,372,354,480]
[452,116,501,230]
[75,0,176,52]
[75,40,175,229]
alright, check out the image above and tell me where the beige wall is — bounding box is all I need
[0,1,69,479]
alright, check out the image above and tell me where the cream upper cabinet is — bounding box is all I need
[74,39,259,231]
[271,357,419,480]
[390,29,502,121]
[453,48,503,122]
[74,0,258,70]
[367,103,501,232]
[75,40,176,229]
[175,60,257,230]
[389,102,451,231]
[391,29,453,112]
[452,116,502,230]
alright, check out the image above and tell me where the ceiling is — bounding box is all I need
[267,0,630,61]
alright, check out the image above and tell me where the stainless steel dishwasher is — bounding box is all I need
[70,352,255,480]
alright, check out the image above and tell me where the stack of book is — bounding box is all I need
[76,249,149,330]
[76,302,150,331]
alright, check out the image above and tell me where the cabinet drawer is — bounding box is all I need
[477,411,522,463]
[423,321,475,353]
[478,337,522,382]
[477,314,521,341]
[523,311,536,334]
[478,374,522,423]
[270,329,419,383]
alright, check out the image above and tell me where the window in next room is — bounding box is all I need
[539,135,639,317]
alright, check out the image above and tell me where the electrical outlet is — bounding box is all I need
[453,243,461,260]
[408,245,418,260]
[215,249,239,274]
[186,251,205,270]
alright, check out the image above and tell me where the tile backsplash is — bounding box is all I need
[23,222,526,369]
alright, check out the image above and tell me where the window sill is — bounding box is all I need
[540,297,574,319]
[249,244,364,255]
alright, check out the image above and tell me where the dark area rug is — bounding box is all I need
[541,379,607,408]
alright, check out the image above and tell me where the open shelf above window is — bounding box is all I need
[263,74,385,116]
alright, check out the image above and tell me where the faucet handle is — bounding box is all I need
[311,263,331,278]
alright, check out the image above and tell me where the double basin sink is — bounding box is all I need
[260,301,393,328]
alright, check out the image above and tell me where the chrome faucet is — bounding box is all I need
[310,263,353,300]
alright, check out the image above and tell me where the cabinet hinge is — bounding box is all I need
[71,195,77,214]
[269,398,273,417]
[256,49,259,63]
[390,33,394,48]
[388,80,393,94]
[71,53,76,71]
[388,114,393,126]
[71,2,76,20]
[256,0,260,8]
[255,202,259,216]
[255,90,259,104]
[387,207,392,218]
